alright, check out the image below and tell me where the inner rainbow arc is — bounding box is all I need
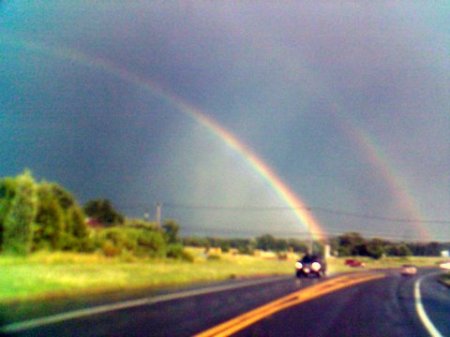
[182,106,325,240]
[2,36,326,240]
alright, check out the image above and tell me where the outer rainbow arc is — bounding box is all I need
[1,36,325,240]
[337,117,431,241]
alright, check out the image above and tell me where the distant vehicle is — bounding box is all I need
[345,259,365,267]
[439,261,450,270]
[400,264,417,276]
[295,254,327,278]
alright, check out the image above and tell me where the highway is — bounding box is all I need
[1,269,448,337]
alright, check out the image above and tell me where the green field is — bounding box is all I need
[0,251,446,304]
[0,250,295,304]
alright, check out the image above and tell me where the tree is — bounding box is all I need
[386,243,412,257]
[366,238,385,259]
[0,177,17,251]
[84,199,124,226]
[338,232,366,256]
[67,205,88,239]
[31,182,90,251]
[3,170,37,255]
[50,183,75,210]
[287,239,308,254]
[256,234,277,251]
[163,219,180,244]
[33,183,64,250]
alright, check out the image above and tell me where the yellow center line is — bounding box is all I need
[194,272,385,337]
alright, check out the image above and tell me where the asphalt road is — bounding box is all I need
[1,269,448,337]
[233,270,449,337]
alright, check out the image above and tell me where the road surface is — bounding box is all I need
[1,269,448,337]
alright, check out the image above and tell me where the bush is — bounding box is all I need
[166,244,194,262]
[60,233,95,252]
[277,252,288,260]
[102,240,121,257]
[136,230,166,257]
[95,227,168,258]
[163,220,180,244]
[125,218,158,231]
[104,227,138,252]
[207,254,221,261]
[238,245,254,255]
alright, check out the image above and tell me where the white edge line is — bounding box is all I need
[0,275,290,333]
[414,274,444,337]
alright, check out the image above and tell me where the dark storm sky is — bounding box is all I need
[1,1,449,240]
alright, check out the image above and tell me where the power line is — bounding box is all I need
[163,202,450,224]
[181,225,450,242]
[311,207,450,224]
[116,201,450,240]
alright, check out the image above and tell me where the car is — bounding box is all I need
[295,254,327,278]
[345,259,366,267]
[439,261,450,270]
[400,264,417,276]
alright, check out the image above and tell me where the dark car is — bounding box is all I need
[295,254,327,278]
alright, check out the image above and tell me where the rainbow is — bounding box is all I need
[1,36,326,240]
[336,117,431,241]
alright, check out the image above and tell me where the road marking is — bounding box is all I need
[0,275,290,334]
[414,274,444,337]
[195,272,385,337]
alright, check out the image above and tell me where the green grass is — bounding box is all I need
[0,251,295,304]
[327,256,445,274]
[0,251,445,304]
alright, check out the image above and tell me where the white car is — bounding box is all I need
[439,261,450,270]
[401,264,417,276]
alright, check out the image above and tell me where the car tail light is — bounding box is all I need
[311,262,321,271]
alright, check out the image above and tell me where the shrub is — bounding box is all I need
[207,254,221,261]
[99,227,138,252]
[102,240,121,257]
[277,252,288,260]
[163,220,180,244]
[95,227,168,258]
[125,218,159,230]
[166,244,194,262]
[136,230,166,257]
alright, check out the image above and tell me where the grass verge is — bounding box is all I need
[0,252,445,305]
[0,250,294,304]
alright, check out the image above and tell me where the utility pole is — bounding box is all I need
[156,202,162,228]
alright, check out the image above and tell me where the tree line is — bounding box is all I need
[329,232,448,259]
[183,235,315,255]
[0,171,190,260]
[184,232,449,259]
[1,171,446,260]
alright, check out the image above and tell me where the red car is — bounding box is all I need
[345,259,365,267]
